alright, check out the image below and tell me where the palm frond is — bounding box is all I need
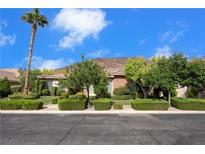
[21,8,48,27]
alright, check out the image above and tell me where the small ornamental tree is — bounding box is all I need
[0,77,11,98]
[150,57,176,107]
[93,73,108,98]
[65,55,108,106]
[124,57,152,99]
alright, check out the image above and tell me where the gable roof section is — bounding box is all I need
[0,69,19,82]
[37,73,66,80]
[93,58,128,76]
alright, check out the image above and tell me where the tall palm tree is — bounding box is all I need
[21,8,48,94]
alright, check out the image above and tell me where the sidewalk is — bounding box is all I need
[1,104,205,114]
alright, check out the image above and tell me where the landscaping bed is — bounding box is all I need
[93,98,112,110]
[0,99,43,110]
[172,98,205,110]
[113,102,123,109]
[131,99,169,110]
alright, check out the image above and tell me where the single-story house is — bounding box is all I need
[36,57,189,97]
[0,69,20,86]
[36,58,129,96]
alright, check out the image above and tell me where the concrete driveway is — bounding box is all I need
[1,114,205,145]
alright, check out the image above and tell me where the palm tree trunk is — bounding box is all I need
[23,24,36,94]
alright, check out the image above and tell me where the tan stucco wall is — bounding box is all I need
[112,76,128,92]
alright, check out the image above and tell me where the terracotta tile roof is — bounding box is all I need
[37,73,66,80]
[0,69,19,82]
[93,58,129,76]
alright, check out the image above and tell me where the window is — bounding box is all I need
[107,79,112,94]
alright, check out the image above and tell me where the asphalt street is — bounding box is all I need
[1,114,205,145]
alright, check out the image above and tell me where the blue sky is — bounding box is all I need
[0,8,205,69]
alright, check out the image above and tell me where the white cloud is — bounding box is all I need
[86,49,109,58]
[160,30,184,44]
[154,45,173,58]
[0,20,7,29]
[139,39,147,46]
[159,20,188,44]
[0,33,16,47]
[0,20,16,47]
[16,56,74,70]
[52,9,110,49]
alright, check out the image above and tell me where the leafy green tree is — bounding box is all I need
[18,69,42,92]
[124,57,152,98]
[150,57,176,107]
[186,58,205,92]
[65,56,108,105]
[21,8,48,94]
[0,77,11,98]
[168,53,188,86]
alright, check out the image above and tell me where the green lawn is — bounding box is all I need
[35,96,58,105]
[112,100,131,105]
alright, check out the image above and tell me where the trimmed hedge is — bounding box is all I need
[0,100,43,110]
[0,100,22,110]
[172,98,205,110]
[58,98,86,110]
[8,92,40,99]
[131,99,169,110]
[113,102,123,109]
[93,98,111,110]
[111,95,131,100]
[22,101,43,110]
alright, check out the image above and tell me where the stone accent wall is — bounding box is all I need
[112,76,128,93]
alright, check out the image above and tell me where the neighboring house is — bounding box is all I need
[0,69,20,86]
[37,73,66,90]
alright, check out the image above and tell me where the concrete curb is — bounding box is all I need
[1,110,205,114]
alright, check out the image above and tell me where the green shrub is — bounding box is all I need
[69,92,86,100]
[113,86,130,96]
[0,77,11,98]
[8,92,40,99]
[0,100,22,110]
[131,99,169,110]
[172,98,205,110]
[93,98,111,110]
[59,92,69,99]
[111,95,131,100]
[58,98,86,110]
[187,87,198,98]
[42,89,50,96]
[50,87,57,96]
[11,85,21,93]
[113,102,123,109]
[51,98,58,104]
[22,101,43,110]
[0,99,43,110]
